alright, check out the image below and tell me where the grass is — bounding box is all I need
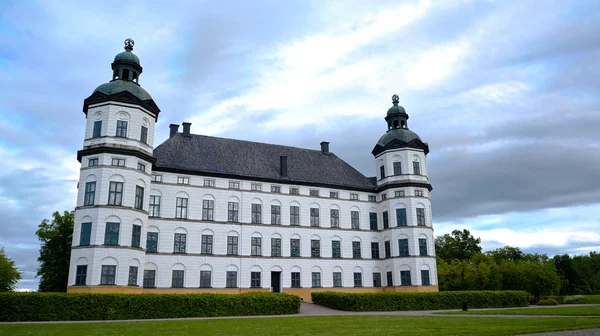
[1,316,600,336]
[439,305,600,316]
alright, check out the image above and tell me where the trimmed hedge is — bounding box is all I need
[537,299,559,305]
[311,291,529,311]
[0,292,300,322]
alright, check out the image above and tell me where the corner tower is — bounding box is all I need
[372,95,437,290]
[67,39,160,292]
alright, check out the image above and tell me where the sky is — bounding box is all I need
[0,0,599,291]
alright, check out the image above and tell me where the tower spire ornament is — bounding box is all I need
[124,38,134,51]
[392,94,399,105]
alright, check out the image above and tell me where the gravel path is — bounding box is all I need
[516,329,600,336]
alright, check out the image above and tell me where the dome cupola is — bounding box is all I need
[110,38,142,83]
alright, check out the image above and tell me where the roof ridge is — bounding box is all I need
[178,133,329,154]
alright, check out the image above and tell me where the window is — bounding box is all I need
[395,190,405,197]
[228,202,239,222]
[290,206,300,226]
[387,271,393,287]
[330,191,339,198]
[104,222,120,245]
[128,266,138,286]
[140,126,148,144]
[137,162,146,172]
[251,204,262,224]
[383,211,389,229]
[202,200,214,221]
[352,241,361,258]
[290,238,300,257]
[350,193,359,200]
[92,120,102,138]
[330,209,339,228]
[229,181,240,189]
[396,239,408,257]
[80,222,91,246]
[385,241,391,259]
[251,237,262,256]
[400,270,411,286]
[351,211,360,229]
[175,197,188,219]
[271,205,281,225]
[227,236,238,255]
[131,225,141,248]
[172,270,184,288]
[353,272,362,287]
[152,174,162,182]
[177,177,189,185]
[146,232,158,253]
[226,271,237,288]
[251,272,261,288]
[251,183,262,191]
[291,272,301,288]
[413,161,421,175]
[369,212,378,230]
[368,195,377,202]
[309,189,319,197]
[311,240,320,258]
[75,265,87,285]
[310,208,319,227]
[116,120,128,138]
[83,181,96,206]
[149,195,160,217]
[312,272,321,287]
[415,189,423,197]
[381,193,387,201]
[331,240,341,258]
[143,270,156,288]
[100,265,116,285]
[201,235,213,255]
[271,185,281,193]
[371,242,380,259]
[419,238,428,256]
[333,272,342,287]
[289,187,299,195]
[373,273,382,287]
[174,233,187,253]
[200,271,211,288]
[88,157,99,167]
[203,179,215,187]
[396,208,407,226]
[134,186,144,210]
[380,165,385,179]
[108,182,123,206]
[111,158,125,166]
[421,270,431,286]
[417,208,426,226]
[393,161,402,175]
[271,238,281,257]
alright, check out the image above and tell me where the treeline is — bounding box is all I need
[436,230,600,297]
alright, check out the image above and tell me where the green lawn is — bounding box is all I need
[1,316,600,336]
[439,305,600,316]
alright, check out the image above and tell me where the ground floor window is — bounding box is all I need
[353,272,362,287]
[100,265,116,285]
[128,266,138,286]
[312,272,321,288]
[291,272,301,288]
[400,270,411,286]
[373,272,381,287]
[387,271,393,287]
[333,272,342,287]
[421,270,431,286]
[143,270,155,288]
[172,270,184,288]
[200,271,211,288]
[251,272,261,288]
[226,271,237,288]
[75,265,87,285]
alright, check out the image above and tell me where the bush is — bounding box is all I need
[537,298,559,305]
[0,292,300,322]
[311,291,529,311]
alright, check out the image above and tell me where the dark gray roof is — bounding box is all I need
[153,133,377,191]
[376,128,421,147]
[94,80,153,101]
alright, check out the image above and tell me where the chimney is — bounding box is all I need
[169,124,179,138]
[320,141,330,154]
[280,156,288,177]
[182,122,191,136]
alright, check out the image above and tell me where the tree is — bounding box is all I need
[435,229,482,263]
[487,246,524,263]
[0,247,21,292]
[36,210,74,292]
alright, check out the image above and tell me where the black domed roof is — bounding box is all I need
[376,128,421,147]
[387,104,406,116]
[93,80,153,101]
[114,50,140,65]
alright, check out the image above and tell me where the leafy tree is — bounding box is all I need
[435,229,482,263]
[36,211,74,292]
[487,246,524,263]
[0,247,21,292]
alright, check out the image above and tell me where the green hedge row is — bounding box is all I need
[311,291,530,311]
[0,292,301,322]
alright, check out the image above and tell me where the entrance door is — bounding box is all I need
[271,271,281,292]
